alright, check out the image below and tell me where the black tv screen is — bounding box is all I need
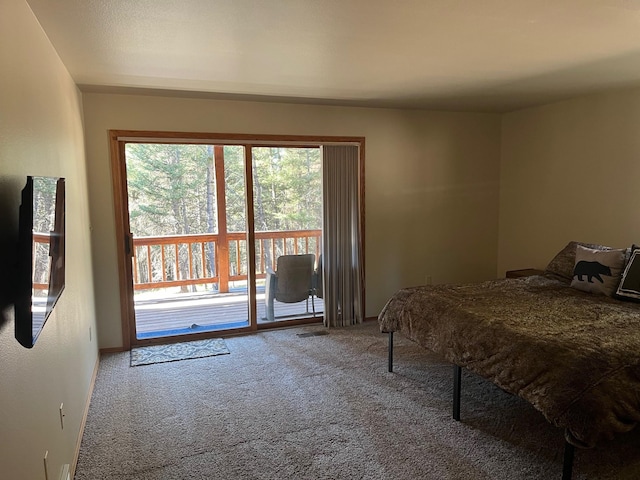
[15,176,65,348]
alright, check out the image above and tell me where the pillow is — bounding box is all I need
[545,241,582,280]
[545,241,626,280]
[616,249,640,301]
[570,245,626,296]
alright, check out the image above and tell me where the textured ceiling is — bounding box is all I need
[26,0,640,112]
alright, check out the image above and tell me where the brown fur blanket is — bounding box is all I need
[378,274,640,448]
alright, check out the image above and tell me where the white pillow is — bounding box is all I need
[570,245,625,296]
[616,249,640,300]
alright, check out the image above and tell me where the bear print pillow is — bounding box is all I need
[571,244,626,296]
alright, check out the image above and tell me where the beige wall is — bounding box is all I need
[498,88,640,275]
[82,94,502,349]
[0,1,98,479]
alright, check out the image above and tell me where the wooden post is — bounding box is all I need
[214,145,229,293]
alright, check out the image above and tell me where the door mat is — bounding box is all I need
[130,338,230,366]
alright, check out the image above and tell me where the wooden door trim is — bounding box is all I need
[109,131,134,351]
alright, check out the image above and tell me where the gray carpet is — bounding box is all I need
[75,322,640,479]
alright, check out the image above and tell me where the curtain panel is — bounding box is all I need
[321,145,364,327]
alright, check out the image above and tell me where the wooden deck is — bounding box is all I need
[134,291,323,338]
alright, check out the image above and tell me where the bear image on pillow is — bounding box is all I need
[571,245,625,296]
[573,260,611,283]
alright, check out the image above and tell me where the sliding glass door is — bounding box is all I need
[115,137,326,346]
[124,143,251,340]
[252,146,324,323]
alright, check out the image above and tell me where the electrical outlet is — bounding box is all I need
[425,275,433,285]
[59,403,65,430]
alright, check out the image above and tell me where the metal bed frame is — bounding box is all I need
[387,331,576,480]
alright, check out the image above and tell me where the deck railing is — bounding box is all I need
[131,229,321,292]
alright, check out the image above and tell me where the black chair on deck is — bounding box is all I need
[265,254,316,321]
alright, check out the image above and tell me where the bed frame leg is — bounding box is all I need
[453,364,462,420]
[384,329,574,478]
[562,439,575,480]
[388,332,394,372]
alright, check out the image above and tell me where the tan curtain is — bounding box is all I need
[321,145,364,327]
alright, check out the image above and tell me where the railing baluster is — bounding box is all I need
[211,240,217,278]
[174,242,179,280]
[271,238,276,269]
[161,245,166,281]
[236,240,242,276]
[200,242,205,279]
[146,245,152,283]
[188,242,193,280]
[133,248,139,285]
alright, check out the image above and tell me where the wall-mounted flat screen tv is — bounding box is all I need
[15,176,65,348]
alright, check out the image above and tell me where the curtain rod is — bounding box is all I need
[116,136,361,147]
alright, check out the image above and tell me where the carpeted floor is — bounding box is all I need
[75,322,640,479]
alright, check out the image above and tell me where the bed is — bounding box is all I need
[378,241,640,479]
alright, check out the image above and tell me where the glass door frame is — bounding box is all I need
[109,130,365,350]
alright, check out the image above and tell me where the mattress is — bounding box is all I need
[378,274,640,448]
